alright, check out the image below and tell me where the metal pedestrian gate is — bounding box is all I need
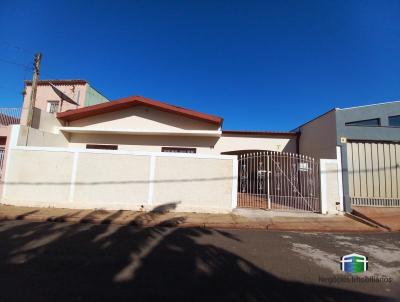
[237,151,321,212]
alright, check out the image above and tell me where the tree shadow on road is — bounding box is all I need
[0,205,395,302]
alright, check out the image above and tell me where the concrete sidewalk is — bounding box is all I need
[0,204,384,232]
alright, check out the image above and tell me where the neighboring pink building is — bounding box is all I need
[0,79,108,176]
[20,79,109,124]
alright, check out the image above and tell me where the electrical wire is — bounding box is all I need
[0,57,31,70]
[0,40,34,55]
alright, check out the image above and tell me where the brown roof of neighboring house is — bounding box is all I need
[0,113,20,126]
[222,130,298,136]
[25,79,88,86]
[57,95,224,125]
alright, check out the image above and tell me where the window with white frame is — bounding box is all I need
[46,101,60,113]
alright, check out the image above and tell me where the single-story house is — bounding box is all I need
[51,95,298,155]
[0,92,308,214]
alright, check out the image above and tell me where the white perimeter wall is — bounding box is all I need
[1,127,237,213]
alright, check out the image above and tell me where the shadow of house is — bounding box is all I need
[15,210,40,220]
[47,211,83,223]
[100,210,125,224]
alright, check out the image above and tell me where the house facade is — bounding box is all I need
[52,95,298,155]
[1,85,317,214]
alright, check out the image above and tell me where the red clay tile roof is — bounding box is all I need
[57,95,224,125]
[25,79,87,86]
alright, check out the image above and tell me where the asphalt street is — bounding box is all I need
[0,219,399,302]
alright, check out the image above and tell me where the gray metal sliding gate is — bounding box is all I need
[347,141,400,207]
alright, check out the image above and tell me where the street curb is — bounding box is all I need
[0,213,385,232]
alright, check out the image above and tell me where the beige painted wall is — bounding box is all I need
[31,108,65,133]
[2,145,236,213]
[299,110,337,159]
[74,153,150,209]
[68,133,218,153]
[153,157,233,212]
[69,106,220,131]
[3,149,74,204]
[17,125,69,147]
[69,133,296,154]
[215,134,297,153]
[0,126,16,197]
[67,132,297,155]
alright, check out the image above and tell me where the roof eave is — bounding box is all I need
[57,96,223,126]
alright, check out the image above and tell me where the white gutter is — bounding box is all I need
[58,127,222,137]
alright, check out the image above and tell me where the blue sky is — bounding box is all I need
[1,0,399,130]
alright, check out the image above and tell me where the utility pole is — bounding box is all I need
[26,53,42,127]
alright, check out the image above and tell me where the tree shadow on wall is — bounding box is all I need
[0,205,395,302]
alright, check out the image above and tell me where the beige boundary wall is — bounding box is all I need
[1,126,238,213]
[2,126,345,215]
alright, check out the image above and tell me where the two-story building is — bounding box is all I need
[0,79,109,176]
[297,101,400,211]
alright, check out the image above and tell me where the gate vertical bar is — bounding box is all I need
[267,152,271,209]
